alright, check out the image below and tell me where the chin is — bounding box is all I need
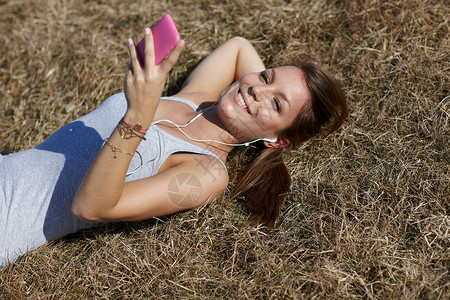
[216,98,232,123]
[216,98,239,133]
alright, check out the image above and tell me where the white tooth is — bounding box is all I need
[238,93,247,110]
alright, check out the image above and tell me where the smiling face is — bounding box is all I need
[217,66,311,146]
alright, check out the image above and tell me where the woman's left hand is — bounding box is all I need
[124,28,184,125]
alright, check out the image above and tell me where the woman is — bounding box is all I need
[0,30,347,268]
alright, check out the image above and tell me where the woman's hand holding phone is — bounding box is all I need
[124,26,184,126]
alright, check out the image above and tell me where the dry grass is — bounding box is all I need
[0,0,449,298]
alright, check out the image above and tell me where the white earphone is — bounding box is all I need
[152,118,277,147]
[261,137,278,143]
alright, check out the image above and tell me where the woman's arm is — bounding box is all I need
[72,29,194,221]
[176,37,265,103]
[73,154,228,221]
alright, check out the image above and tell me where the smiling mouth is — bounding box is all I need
[237,90,250,114]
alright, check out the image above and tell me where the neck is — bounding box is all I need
[190,106,235,157]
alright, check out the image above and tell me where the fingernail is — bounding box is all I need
[144,28,150,35]
[179,39,185,47]
[128,39,133,45]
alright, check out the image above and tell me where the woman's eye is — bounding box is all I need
[274,99,281,113]
[260,71,269,83]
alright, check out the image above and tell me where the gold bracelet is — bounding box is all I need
[105,139,134,158]
[118,120,147,140]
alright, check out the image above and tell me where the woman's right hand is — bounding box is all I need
[124,28,184,125]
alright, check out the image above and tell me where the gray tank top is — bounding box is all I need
[0,93,226,268]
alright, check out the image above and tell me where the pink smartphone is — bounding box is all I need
[136,14,180,66]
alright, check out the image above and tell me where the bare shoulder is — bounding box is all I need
[171,91,218,109]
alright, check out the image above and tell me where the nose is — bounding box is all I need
[248,85,268,102]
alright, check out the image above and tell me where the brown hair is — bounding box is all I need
[231,58,348,226]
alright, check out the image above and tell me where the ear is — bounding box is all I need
[263,137,290,149]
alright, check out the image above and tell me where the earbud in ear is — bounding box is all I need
[244,137,276,147]
[263,137,277,143]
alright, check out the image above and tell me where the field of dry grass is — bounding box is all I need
[0,0,448,298]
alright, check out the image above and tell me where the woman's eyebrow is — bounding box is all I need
[271,69,291,110]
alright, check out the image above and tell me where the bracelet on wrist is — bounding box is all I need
[118,118,147,140]
[105,139,134,158]
[121,118,148,132]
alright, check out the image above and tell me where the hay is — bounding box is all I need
[1,0,448,298]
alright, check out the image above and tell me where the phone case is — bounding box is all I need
[136,14,180,66]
